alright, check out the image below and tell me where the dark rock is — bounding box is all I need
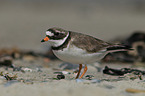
[13,67,22,71]
[123,31,145,46]
[57,74,65,80]
[0,56,14,68]
[85,75,94,80]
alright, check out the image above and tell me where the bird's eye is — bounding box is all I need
[55,33,59,36]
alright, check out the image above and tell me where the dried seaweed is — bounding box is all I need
[103,66,145,76]
[0,72,17,81]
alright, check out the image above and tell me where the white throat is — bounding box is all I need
[49,32,69,47]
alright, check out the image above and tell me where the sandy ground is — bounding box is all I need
[0,58,145,96]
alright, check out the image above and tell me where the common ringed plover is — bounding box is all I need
[41,27,132,79]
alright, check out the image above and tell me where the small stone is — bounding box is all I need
[57,74,65,80]
[21,68,32,72]
[13,67,22,71]
[36,68,42,72]
[85,75,94,80]
[62,71,71,74]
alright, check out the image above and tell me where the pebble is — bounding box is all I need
[21,68,32,72]
[85,75,94,80]
[36,68,42,72]
[54,71,70,75]
[62,71,71,74]
[57,74,65,80]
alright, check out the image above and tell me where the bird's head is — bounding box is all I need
[41,27,69,47]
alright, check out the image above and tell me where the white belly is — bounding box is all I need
[52,45,106,64]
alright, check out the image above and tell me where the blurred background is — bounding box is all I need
[0,0,145,52]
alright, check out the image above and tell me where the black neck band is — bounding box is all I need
[51,32,71,50]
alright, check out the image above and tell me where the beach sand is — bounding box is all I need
[0,58,145,96]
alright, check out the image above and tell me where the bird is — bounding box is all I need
[41,27,132,79]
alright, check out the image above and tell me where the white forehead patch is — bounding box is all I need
[46,31,54,36]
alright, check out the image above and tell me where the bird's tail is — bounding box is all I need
[106,45,133,53]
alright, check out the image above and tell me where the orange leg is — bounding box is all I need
[79,64,88,79]
[75,64,82,79]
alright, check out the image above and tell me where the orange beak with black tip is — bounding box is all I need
[41,37,49,42]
